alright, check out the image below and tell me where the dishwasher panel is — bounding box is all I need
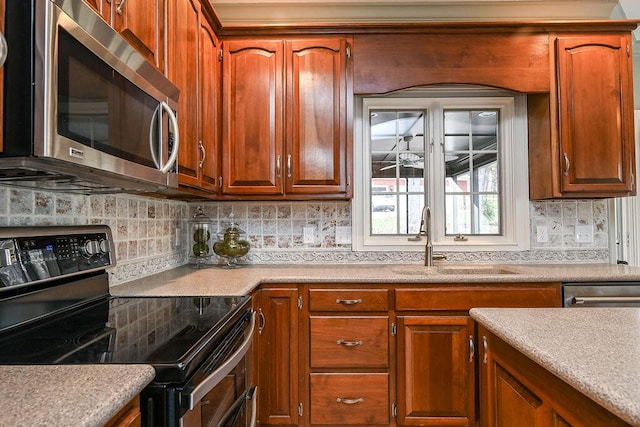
[563,282,640,307]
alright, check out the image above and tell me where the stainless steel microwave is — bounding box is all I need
[1,0,180,193]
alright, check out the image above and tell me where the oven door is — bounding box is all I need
[180,311,257,427]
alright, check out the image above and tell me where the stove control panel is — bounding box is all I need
[0,225,115,289]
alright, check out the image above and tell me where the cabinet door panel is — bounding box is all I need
[82,0,110,21]
[397,316,475,426]
[286,39,348,195]
[256,288,299,426]
[113,0,164,70]
[223,40,284,194]
[494,365,548,427]
[198,17,219,191]
[168,0,199,184]
[556,35,634,194]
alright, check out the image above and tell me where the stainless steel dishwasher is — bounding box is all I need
[563,282,640,307]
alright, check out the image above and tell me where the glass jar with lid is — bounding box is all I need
[188,206,214,268]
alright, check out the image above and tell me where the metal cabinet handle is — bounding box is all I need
[335,298,363,305]
[469,335,475,363]
[563,153,570,176]
[336,340,363,347]
[482,336,488,364]
[276,155,281,176]
[336,397,364,405]
[198,141,206,169]
[258,308,265,335]
[116,0,127,15]
[287,154,292,178]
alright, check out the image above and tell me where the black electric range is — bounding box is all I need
[0,225,255,426]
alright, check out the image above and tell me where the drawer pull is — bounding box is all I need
[336,397,364,405]
[336,340,363,347]
[335,298,363,305]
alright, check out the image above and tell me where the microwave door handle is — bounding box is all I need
[149,103,162,169]
[159,101,179,173]
[184,311,256,410]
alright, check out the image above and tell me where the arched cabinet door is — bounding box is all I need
[222,40,284,195]
[555,34,635,196]
[285,38,351,196]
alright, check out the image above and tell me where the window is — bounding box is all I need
[353,88,530,252]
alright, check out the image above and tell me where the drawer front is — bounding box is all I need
[310,373,389,425]
[395,283,562,311]
[308,288,389,312]
[310,316,388,368]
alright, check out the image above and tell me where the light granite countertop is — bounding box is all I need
[0,364,155,427]
[110,262,640,296]
[470,307,640,426]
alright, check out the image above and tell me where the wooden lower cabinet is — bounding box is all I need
[254,282,562,426]
[254,287,300,426]
[396,315,475,426]
[104,395,141,427]
[479,327,631,427]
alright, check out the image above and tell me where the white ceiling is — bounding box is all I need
[210,0,634,27]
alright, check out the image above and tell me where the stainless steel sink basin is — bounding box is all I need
[391,265,520,276]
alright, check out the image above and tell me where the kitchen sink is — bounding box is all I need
[391,265,520,276]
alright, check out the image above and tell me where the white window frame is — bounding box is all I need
[352,88,530,252]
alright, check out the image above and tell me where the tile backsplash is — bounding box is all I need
[0,187,189,285]
[0,186,611,287]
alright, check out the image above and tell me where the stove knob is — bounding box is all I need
[99,239,111,254]
[82,240,101,256]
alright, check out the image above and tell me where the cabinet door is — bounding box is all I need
[198,15,219,192]
[112,0,164,71]
[167,0,200,186]
[556,35,635,195]
[222,40,284,195]
[256,288,299,426]
[285,38,351,196]
[397,316,475,426]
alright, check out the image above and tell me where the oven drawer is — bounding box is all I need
[310,316,388,368]
[310,373,389,425]
[308,288,389,312]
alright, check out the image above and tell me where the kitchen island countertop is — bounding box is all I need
[0,364,155,427]
[110,262,640,296]
[470,307,640,426]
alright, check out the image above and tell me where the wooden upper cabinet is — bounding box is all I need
[222,40,284,195]
[221,37,352,199]
[529,33,636,199]
[198,16,220,192]
[83,0,164,71]
[167,0,220,194]
[285,39,350,196]
[556,35,635,195]
[167,0,200,186]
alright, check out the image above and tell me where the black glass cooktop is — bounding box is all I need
[0,294,251,383]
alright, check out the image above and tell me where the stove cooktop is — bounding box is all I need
[0,294,251,383]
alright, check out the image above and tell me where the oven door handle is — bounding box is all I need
[183,311,256,410]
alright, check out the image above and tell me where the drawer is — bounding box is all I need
[310,373,389,425]
[395,283,562,311]
[310,316,388,368]
[308,288,389,312]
